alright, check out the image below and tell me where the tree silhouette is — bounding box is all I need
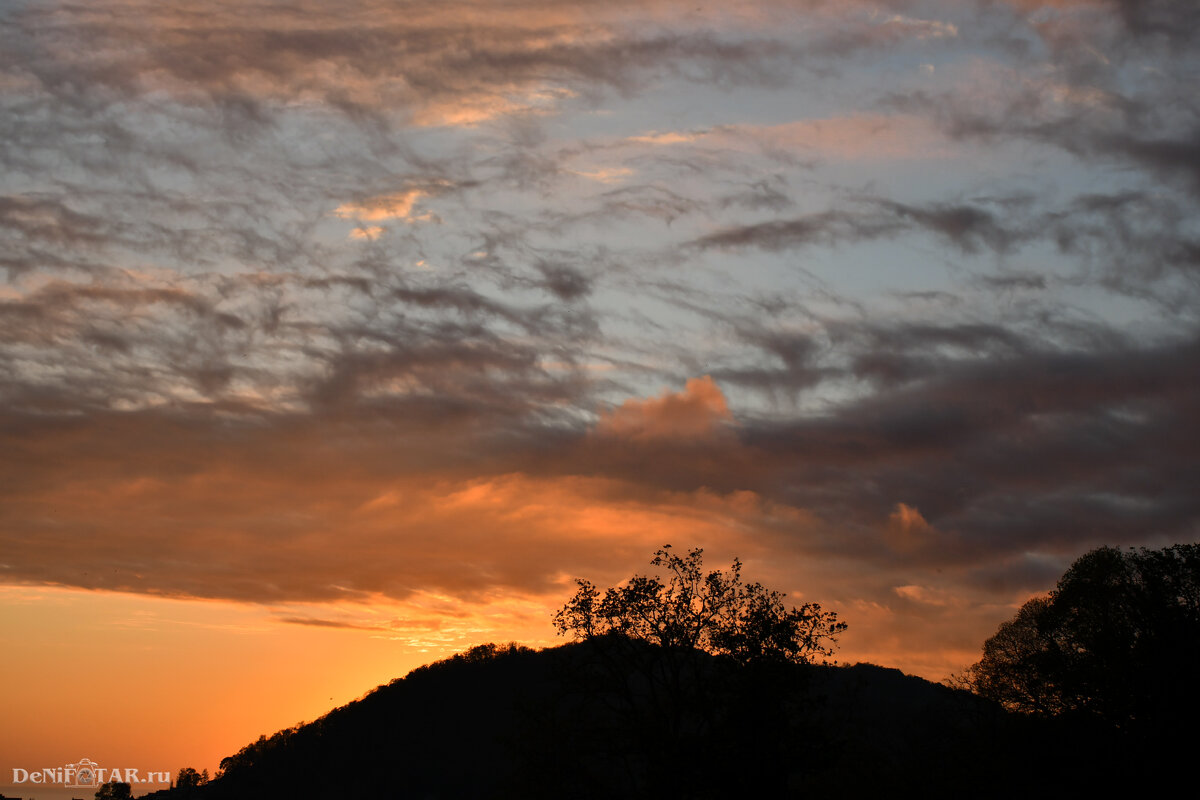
[963,543,1200,731]
[550,545,847,795]
[553,544,846,665]
[175,766,209,794]
[94,781,132,800]
[960,595,1065,715]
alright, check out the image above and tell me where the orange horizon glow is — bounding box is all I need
[0,580,1020,784]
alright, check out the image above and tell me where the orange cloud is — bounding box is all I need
[333,184,451,238]
[1003,0,1106,8]
[0,423,773,607]
[569,166,635,183]
[412,84,578,128]
[595,376,734,440]
[885,502,936,552]
[893,583,954,606]
[627,113,955,161]
[32,0,773,132]
[335,190,429,222]
[628,130,702,145]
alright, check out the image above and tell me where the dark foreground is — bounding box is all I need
[139,638,1188,799]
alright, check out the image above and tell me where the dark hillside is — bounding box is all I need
[144,640,1152,800]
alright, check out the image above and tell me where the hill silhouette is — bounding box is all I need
[130,542,1200,798]
[133,638,1160,800]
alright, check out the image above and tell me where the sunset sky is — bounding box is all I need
[3,0,1199,788]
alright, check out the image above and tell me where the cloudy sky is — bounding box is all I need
[3,0,1199,781]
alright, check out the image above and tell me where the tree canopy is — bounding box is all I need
[553,545,846,665]
[963,543,1200,730]
[175,767,209,794]
[94,781,132,800]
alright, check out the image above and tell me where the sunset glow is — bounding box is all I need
[3,0,1199,789]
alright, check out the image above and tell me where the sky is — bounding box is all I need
[3,0,1200,786]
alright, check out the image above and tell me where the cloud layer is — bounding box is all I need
[3,0,1200,678]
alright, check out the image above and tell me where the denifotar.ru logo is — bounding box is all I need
[68,757,100,788]
[11,757,171,787]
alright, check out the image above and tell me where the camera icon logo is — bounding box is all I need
[67,757,101,789]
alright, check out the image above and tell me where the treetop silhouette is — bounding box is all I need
[962,542,1200,730]
[553,544,846,665]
